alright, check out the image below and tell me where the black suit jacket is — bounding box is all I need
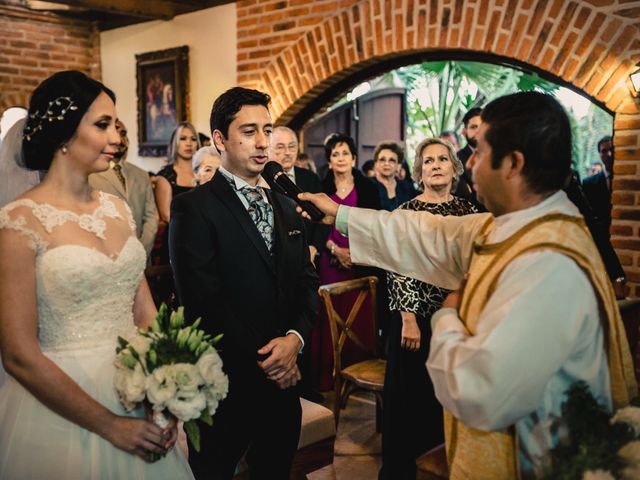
[582,171,611,229]
[281,166,327,252]
[169,172,319,376]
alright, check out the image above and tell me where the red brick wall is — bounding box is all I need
[238,0,640,297]
[0,6,101,111]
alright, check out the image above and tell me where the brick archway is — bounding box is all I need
[238,0,640,295]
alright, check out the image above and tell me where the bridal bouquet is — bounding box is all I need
[114,303,228,453]
[542,382,640,480]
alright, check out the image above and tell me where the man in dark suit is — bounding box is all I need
[169,87,319,479]
[453,107,484,211]
[582,135,614,230]
[270,126,327,403]
[270,126,325,264]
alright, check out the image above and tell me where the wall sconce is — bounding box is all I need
[631,63,640,97]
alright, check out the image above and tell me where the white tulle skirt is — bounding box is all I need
[0,342,194,480]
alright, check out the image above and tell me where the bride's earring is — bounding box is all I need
[61,145,68,154]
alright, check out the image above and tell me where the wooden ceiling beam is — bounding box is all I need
[44,0,178,20]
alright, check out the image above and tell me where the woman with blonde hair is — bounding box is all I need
[380,137,477,479]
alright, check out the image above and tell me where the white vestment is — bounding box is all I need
[337,190,611,478]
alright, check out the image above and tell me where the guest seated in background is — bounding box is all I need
[361,158,375,177]
[311,133,381,391]
[89,119,158,256]
[295,151,318,175]
[380,138,477,479]
[191,146,221,186]
[300,92,637,480]
[370,140,417,211]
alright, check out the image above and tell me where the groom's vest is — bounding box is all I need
[444,213,638,480]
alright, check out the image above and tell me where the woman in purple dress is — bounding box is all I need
[311,134,381,390]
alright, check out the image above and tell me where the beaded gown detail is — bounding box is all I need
[0,192,193,479]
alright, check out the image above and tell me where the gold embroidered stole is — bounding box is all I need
[443,213,637,480]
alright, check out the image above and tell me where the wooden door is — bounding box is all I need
[301,87,406,178]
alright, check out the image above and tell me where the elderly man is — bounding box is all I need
[89,119,158,255]
[270,125,325,264]
[300,91,636,479]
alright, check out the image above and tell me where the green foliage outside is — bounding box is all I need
[340,61,613,179]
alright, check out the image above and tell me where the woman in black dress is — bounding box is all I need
[149,122,199,305]
[380,137,477,479]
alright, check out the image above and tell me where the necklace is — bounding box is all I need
[337,182,353,194]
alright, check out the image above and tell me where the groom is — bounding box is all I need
[169,87,319,479]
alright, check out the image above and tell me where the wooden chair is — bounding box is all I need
[318,276,386,431]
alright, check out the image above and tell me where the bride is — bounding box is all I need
[0,71,193,479]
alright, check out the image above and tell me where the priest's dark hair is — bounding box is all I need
[482,91,572,194]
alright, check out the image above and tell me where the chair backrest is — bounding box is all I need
[318,276,379,378]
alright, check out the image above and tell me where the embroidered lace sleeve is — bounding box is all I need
[104,193,136,235]
[0,201,48,253]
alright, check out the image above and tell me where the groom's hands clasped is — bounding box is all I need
[257,333,302,389]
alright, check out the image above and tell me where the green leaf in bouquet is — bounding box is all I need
[191,317,202,330]
[184,419,201,452]
[119,352,137,369]
[200,409,213,426]
[115,336,130,354]
[147,349,157,370]
[176,327,191,348]
[212,333,224,345]
[170,306,185,329]
[155,303,170,331]
[187,330,205,353]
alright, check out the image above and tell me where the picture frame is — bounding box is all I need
[136,45,189,157]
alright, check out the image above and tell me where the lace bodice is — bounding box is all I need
[0,192,146,351]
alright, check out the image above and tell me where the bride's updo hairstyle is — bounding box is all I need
[22,70,116,171]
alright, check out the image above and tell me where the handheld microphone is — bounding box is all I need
[262,161,325,222]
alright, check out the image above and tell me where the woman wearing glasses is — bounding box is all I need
[370,141,417,211]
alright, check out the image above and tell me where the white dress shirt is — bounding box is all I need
[336,190,611,478]
[217,166,305,350]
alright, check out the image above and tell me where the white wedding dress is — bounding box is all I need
[0,192,194,479]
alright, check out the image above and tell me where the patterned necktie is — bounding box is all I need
[113,163,126,190]
[239,186,274,252]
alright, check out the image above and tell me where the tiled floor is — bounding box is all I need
[308,391,381,480]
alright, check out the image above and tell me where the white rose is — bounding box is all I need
[114,364,146,410]
[146,365,177,411]
[128,335,152,357]
[196,350,225,385]
[582,470,615,480]
[167,391,207,422]
[171,363,204,394]
[204,381,228,415]
[612,406,640,436]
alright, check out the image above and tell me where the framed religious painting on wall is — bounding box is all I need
[136,45,189,157]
